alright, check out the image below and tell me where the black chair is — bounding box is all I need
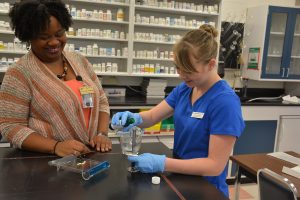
[257,168,298,200]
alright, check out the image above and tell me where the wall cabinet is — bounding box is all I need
[242,5,300,81]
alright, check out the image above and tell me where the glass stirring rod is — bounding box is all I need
[131,128,137,170]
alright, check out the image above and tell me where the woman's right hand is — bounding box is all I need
[111,111,143,131]
[54,140,90,157]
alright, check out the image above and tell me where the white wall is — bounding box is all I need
[221,0,296,22]
[285,82,300,96]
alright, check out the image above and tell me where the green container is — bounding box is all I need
[160,116,174,131]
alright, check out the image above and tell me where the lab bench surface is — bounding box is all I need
[0,143,228,200]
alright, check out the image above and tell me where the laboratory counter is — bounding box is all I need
[107,96,300,107]
[0,143,228,200]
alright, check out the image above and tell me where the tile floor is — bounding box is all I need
[229,183,259,200]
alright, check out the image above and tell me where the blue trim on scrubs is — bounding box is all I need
[165,80,245,197]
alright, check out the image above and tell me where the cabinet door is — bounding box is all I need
[261,7,290,79]
[288,12,300,78]
[276,116,300,152]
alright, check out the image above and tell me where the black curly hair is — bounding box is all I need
[9,0,72,42]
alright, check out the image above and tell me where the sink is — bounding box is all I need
[240,96,283,103]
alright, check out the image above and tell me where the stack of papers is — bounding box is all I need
[141,78,167,99]
[268,152,300,179]
[268,152,300,165]
[282,95,300,104]
[282,166,300,179]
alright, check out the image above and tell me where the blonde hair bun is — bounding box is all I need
[199,24,218,38]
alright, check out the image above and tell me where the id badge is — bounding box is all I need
[79,86,94,108]
[191,112,204,119]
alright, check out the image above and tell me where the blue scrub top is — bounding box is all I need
[165,80,245,197]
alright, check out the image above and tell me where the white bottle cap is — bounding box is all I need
[152,176,160,184]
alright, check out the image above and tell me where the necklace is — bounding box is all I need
[57,57,68,79]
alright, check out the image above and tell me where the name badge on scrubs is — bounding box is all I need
[79,86,94,108]
[191,112,204,119]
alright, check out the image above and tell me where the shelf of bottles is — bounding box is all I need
[0,0,222,77]
[132,0,220,77]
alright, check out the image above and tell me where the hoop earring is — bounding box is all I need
[26,42,31,51]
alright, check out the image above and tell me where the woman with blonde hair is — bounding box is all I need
[111,24,245,197]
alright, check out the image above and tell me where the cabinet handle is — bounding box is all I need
[286,68,290,78]
[282,68,285,77]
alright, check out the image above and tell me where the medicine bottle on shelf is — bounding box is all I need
[92,43,98,56]
[106,62,112,72]
[68,27,75,36]
[103,10,107,21]
[87,45,92,56]
[70,7,76,17]
[99,10,103,20]
[117,8,124,22]
[93,10,99,19]
[107,10,112,21]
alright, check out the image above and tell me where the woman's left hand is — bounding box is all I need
[128,153,166,173]
[89,134,112,152]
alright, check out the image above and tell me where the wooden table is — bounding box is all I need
[230,152,300,200]
[0,143,228,200]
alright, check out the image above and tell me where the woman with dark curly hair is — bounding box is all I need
[0,0,112,157]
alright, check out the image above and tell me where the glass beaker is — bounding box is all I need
[118,126,143,172]
[119,126,143,156]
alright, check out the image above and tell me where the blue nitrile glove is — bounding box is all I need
[111,111,143,132]
[128,153,166,173]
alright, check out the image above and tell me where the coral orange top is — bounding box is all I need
[65,79,91,128]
